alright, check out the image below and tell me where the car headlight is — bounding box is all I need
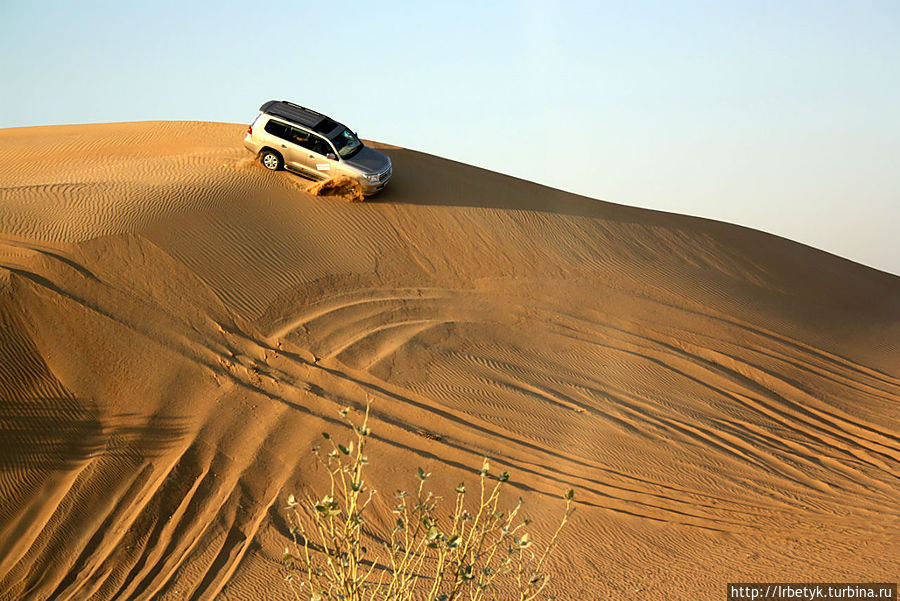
[365,173,379,183]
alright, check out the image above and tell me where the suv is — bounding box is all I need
[243,100,392,195]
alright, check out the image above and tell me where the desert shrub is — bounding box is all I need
[283,404,574,601]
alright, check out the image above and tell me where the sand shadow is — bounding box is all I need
[0,396,190,472]
[368,148,668,225]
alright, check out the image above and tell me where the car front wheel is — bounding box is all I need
[261,150,283,171]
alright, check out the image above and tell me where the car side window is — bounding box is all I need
[263,119,291,141]
[290,128,312,148]
[309,135,333,157]
[263,121,333,157]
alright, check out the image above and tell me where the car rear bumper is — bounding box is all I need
[243,134,261,155]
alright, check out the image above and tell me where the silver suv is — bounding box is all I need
[243,100,392,195]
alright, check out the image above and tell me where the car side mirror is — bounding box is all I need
[326,153,337,160]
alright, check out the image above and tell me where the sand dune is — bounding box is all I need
[0,121,898,600]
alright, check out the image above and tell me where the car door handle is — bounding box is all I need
[281,144,287,148]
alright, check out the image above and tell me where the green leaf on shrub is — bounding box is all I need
[322,432,330,440]
[498,471,510,482]
[417,467,430,480]
[566,488,575,500]
[339,444,350,455]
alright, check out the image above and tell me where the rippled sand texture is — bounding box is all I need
[1,122,898,600]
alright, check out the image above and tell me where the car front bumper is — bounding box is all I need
[360,180,390,195]
[359,165,392,196]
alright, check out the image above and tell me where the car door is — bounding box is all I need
[263,119,308,171]
[282,127,320,176]
[295,131,338,179]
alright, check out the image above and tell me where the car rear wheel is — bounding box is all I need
[261,150,283,171]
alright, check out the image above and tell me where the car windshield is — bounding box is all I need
[331,128,363,159]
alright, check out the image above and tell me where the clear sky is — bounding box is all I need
[2,1,898,275]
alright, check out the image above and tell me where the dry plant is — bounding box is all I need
[283,404,574,601]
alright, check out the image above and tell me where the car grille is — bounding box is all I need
[378,166,392,182]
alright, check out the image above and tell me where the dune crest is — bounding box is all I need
[0,121,898,600]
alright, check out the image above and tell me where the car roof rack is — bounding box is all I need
[259,100,340,136]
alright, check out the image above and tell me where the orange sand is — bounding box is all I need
[0,122,897,600]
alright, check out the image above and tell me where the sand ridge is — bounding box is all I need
[0,121,898,600]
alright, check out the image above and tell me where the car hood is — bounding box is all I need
[342,146,390,174]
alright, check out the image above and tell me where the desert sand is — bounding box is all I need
[0,121,898,600]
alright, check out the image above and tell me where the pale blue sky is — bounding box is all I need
[2,1,898,275]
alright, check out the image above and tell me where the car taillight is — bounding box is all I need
[247,125,252,135]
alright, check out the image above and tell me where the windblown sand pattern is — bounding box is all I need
[0,122,897,600]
